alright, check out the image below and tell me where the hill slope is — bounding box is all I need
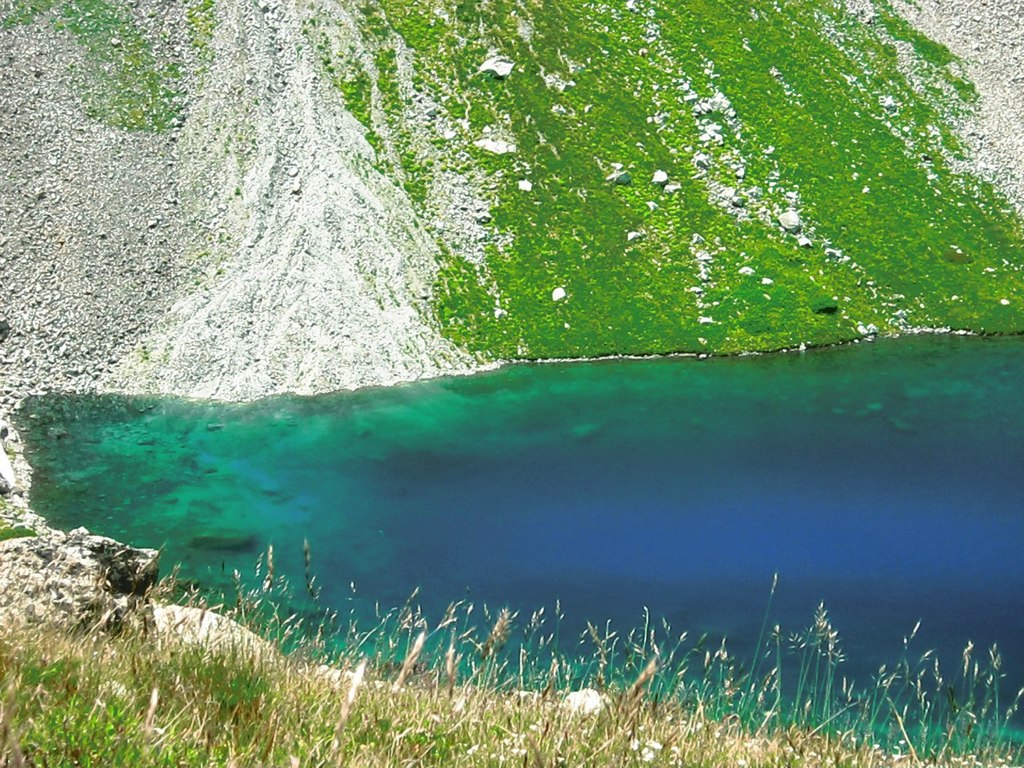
[1,0,1023,401]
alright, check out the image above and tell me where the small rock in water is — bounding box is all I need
[478,56,515,79]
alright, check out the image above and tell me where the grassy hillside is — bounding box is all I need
[349,0,1024,359]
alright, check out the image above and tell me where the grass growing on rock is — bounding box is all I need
[1,572,1021,767]
[1,0,181,130]
[358,0,1024,360]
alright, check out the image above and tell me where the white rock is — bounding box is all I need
[474,138,517,155]
[778,210,802,232]
[698,316,714,324]
[479,56,515,79]
[1000,298,1010,305]
[552,287,567,301]
[664,183,682,194]
[797,236,813,248]
[652,170,670,186]
[606,170,632,185]
[693,153,711,170]
[627,231,644,242]
[562,688,606,716]
[518,179,533,191]
[0,437,16,490]
[738,266,755,275]
[761,277,773,285]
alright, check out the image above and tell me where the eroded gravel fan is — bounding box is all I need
[105,0,479,398]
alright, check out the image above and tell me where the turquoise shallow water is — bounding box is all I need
[19,336,1024,695]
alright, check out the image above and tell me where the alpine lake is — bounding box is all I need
[18,335,1024,717]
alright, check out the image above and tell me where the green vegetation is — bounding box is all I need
[0,510,35,542]
[358,0,1024,361]
[0,584,1020,767]
[186,0,217,63]
[2,0,180,130]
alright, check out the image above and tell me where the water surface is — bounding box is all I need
[21,336,1024,692]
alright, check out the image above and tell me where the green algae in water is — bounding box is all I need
[18,336,1024,706]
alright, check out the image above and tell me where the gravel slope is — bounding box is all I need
[105,0,480,400]
[892,0,1024,214]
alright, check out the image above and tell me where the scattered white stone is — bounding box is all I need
[664,183,682,194]
[478,56,515,79]
[627,231,644,242]
[698,316,714,324]
[652,170,670,186]
[880,94,898,113]
[474,138,517,155]
[693,153,711,170]
[518,179,533,192]
[778,210,802,232]
[552,287,567,301]
[494,306,507,318]
[761,277,773,285]
[797,236,813,248]
[646,201,658,212]
[1000,298,1011,305]
[606,169,633,185]
[738,266,755,275]
[825,247,844,260]
[857,322,879,336]
[563,688,606,716]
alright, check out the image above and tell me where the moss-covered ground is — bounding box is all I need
[363,0,1024,360]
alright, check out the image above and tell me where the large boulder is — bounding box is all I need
[0,527,159,629]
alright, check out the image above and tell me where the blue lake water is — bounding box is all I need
[19,335,1024,698]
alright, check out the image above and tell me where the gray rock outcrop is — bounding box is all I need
[0,527,159,628]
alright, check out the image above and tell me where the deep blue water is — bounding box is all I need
[20,335,1024,698]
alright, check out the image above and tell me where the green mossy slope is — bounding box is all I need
[372,0,1024,359]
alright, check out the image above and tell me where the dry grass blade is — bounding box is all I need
[628,653,660,701]
[262,544,275,593]
[143,686,160,738]
[393,631,426,692]
[445,640,459,695]
[1,684,25,768]
[331,657,367,761]
[480,608,513,660]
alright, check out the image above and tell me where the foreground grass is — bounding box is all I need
[0,590,1021,767]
